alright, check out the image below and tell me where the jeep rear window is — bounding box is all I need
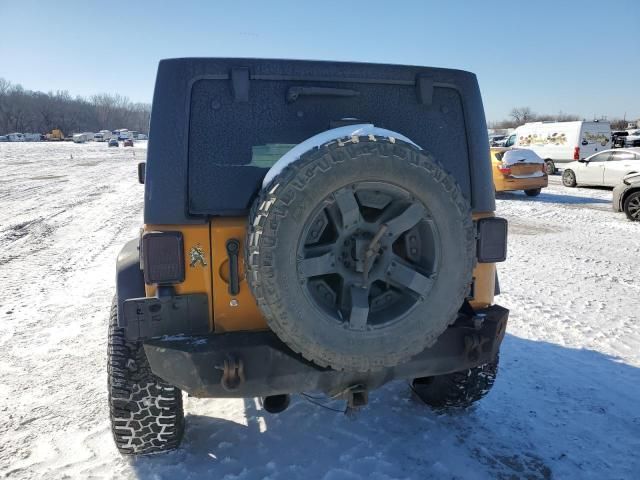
[187,78,471,215]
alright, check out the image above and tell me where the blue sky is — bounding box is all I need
[1,0,638,122]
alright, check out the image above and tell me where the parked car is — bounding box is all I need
[612,131,628,148]
[562,148,640,188]
[0,136,7,142]
[491,147,547,196]
[489,134,507,147]
[108,58,509,456]
[505,121,611,175]
[623,129,640,147]
[123,138,134,147]
[108,138,119,147]
[6,133,25,142]
[613,173,640,221]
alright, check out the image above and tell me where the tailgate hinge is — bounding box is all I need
[231,67,250,103]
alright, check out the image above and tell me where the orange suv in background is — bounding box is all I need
[492,147,548,197]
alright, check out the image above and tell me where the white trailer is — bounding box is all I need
[72,133,91,143]
[23,133,42,142]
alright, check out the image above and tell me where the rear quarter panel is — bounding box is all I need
[144,224,215,331]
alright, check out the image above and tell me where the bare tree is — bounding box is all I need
[491,108,587,130]
[509,107,536,125]
[610,118,629,130]
[0,77,151,135]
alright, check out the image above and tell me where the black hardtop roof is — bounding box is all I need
[144,57,492,224]
[159,56,476,78]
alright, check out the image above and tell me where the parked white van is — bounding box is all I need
[505,121,611,174]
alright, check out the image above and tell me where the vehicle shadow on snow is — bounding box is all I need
[129,335,640,480]
[496,191,610,205]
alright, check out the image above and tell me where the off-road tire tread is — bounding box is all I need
[108,297,184,455]
[245,137,475,371]
[412,355,499,409]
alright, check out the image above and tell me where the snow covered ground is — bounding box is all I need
[0,142,638,479]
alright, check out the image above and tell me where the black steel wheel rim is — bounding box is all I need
[296,182,440,331]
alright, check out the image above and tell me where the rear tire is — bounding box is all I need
[623,191,640,221]
[544,160,556,175]
[411,355,499,409]
[524,188,541,197]
[562,169,577,187]
[108,297,184,456]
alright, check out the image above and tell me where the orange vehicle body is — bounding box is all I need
[144,212,497,333]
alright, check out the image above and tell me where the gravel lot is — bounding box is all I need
[1,142,638,479]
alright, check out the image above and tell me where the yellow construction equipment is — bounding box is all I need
[46,129,64,141]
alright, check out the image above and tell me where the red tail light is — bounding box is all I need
[573,147,580,160]
[499,166,512,176]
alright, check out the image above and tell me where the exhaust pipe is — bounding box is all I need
[260,394,290,414]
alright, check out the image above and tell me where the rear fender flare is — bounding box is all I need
[115,238,145,327]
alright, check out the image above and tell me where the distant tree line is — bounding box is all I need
[0,77,151,136]
[489,106,629,130]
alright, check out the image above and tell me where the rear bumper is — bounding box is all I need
[143,305,509,398]
[496,175,548,192]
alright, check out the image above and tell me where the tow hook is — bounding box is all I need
[219,355,245,392]
[347,389,368,409]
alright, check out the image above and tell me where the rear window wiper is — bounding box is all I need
[286,86,360,103]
